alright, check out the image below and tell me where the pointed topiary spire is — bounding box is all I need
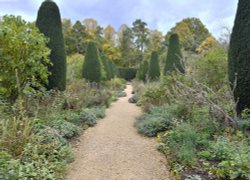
[136,60,148,82]
[228,0,250,114]
[82,42,101,83]
[164,33,184,74]
[36,0,66,90]
[148,51,160,81]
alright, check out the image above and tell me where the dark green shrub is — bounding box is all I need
[36,0,66,91]
[148,51,160,81]
[136,61,149,81]
[228,0,250,114]
[100,55,114,81]
[82,42,101,83]
[164,33,185,74]
[118,67,137,81]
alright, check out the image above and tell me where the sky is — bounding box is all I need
[0,0,238,38]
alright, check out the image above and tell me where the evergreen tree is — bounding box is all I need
[137,60,149,81]
[82,42,101,83]
[228,0,250,114]
[101,55,112,80]
[148,51,160,80]
[36,0,66,90]
[164,33,184,74]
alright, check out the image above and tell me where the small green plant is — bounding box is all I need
[80,109,97,127]
[117,91,127,97]
[0,118,33,156]
[165,123,199,166]
[49,120,81,139]
[210,137,250,179]
[91,106,106,119]
[135,105,178,137]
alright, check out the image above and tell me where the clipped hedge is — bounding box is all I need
[118,67,137,81]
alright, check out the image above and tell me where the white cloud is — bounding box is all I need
[0,0,238,38]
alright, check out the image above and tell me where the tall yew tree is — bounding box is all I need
[82,42,101,83]
[148,51,160,80]
[164,33,184,74]
[229,0,250,114]
[36,0,66,90]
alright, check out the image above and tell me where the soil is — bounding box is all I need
[66,84,171,180]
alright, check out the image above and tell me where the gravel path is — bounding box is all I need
[66,84,170,180]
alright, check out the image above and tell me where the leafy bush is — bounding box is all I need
[192,48,227,90]
[91,106,106,119]
[67,54,84,81]
[49,120,81,139]
[140,83,167,109]
[80,109,97,127]
[0,15,50,101]
[104,77,126,91]
[0,136,73,179]
[165,123,199,166]
[135,105,179,137]
[33,125,67,146]
[210,137,250,179]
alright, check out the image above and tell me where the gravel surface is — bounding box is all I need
[66,84,170,180]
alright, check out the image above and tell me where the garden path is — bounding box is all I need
[66,84,170,180]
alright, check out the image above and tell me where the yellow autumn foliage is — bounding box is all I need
[196,36,220,53]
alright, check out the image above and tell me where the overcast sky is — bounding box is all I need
[0,0,238,38]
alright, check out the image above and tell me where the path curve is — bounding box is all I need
[66,84,170,180]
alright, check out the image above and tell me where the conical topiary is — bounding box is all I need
[164,33,184,74]
[36,0,66,90]
[100,55,112,81]
[228,0,250,114]
[148,51,160,80]
[82,42,101,83]
[136,60,148,82]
